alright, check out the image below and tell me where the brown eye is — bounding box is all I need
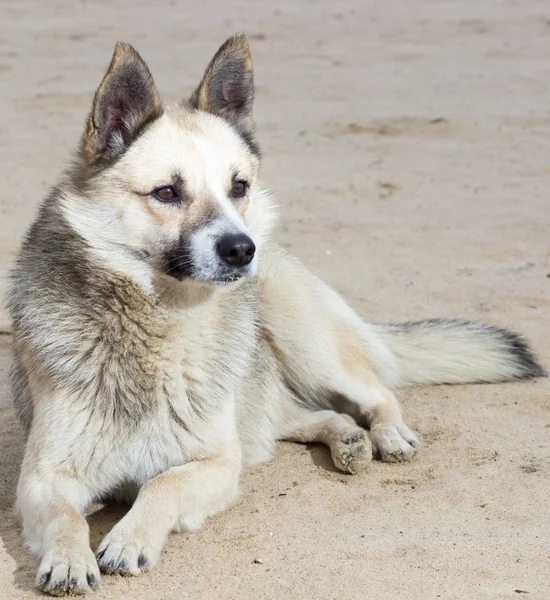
[153,186,178,202]
[231,180,248,198]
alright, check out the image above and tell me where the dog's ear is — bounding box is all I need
[190,34,257,147]
[82,42,163,164]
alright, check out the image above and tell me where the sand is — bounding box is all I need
[0,0,549,598]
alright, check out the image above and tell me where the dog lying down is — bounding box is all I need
[8,34,545,596]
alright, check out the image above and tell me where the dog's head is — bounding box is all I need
[63,35,274,289]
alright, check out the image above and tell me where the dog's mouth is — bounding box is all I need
[181,269,247,286]
[189,264,255,286]
[213,272,246,284]
[161,253,254,285]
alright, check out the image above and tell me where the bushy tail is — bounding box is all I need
[372,319,546,387]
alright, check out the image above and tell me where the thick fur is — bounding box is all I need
[373,319,545,386]
[7,35,545,596]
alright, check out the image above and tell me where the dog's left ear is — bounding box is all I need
[190,34,257,150]
[82,42,163,164]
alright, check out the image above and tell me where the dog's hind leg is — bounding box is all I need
[279,406,372,474]
[331,378,420,462]
[281,370,419,463]
[260,245,419,463]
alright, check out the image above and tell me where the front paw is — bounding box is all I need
[96,521,163,576]
[37,544,101,596]
[370,423,420,463]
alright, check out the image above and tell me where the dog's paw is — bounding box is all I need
[96,522,162,576]
[331,429,373,474]
[36,545,100,596]
[370,423,419,463]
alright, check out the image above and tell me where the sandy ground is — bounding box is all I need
[0,0,549,598]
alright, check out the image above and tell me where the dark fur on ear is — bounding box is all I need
[190,34,259,157]
[82,42,163,164]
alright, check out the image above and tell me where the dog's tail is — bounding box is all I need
[372,319,546,387]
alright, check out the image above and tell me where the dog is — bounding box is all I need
[7,34,545,596]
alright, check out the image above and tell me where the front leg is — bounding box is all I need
[96,446,241,576]
[17,459,100,596]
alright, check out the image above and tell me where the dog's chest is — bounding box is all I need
[89,286,254,412]
[82,284,258,489]
[162,287,258,409]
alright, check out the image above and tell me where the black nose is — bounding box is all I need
[216,233,256,267]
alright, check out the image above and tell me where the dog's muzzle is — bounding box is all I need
[163,225,258,284]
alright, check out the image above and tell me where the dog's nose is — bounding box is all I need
[216,233,256,267]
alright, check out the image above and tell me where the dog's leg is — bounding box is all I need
[279,407,372,474]
[17,460,100,595]
[341,380,420,462]
[260,245,420,463]
[96,447,241,576]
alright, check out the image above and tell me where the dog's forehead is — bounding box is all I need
[119,107,253,189]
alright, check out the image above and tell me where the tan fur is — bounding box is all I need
[335,322,378,386]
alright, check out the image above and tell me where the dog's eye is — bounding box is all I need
[153,186,178,202]
[231,180,248,198]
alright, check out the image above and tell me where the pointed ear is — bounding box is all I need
[82,42,163,164]
[190,34,257,151]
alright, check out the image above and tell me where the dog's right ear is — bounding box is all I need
[82,43,163,164]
